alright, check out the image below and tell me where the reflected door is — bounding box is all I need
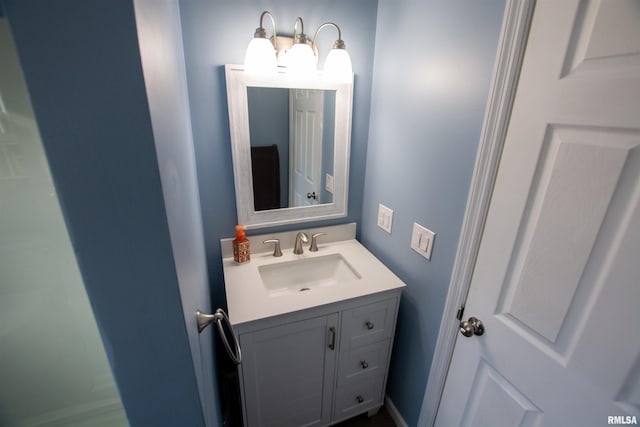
[437,1,640,426]
[289,89,323,207]
[0,19,128,427]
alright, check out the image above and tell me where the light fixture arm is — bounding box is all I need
[255,11,277,48]
[293,16,309,44]
[312,22,346,50]
[293,17,304,38]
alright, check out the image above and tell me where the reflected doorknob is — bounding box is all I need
[307,192,318,200]
[459,316,485,337]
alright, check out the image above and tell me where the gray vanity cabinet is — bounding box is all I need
[235,290,400,427]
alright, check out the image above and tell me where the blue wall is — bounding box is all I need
[3,1,205,426]
[178,0,379,306]
[361,0,505,425]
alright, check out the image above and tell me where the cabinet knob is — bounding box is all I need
[360,360,369,369]
[356,395,364,404]
[365,321,374,330]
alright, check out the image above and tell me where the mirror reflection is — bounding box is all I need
[225,64,352,229]
[247,87,336,211]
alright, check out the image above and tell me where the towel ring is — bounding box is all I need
[196,308,242,364]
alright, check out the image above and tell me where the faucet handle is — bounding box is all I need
[309,233,326,252]
[263,239,282,257]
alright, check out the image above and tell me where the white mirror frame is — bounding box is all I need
[225,64,353,229]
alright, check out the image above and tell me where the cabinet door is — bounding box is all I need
[240,314,339,427]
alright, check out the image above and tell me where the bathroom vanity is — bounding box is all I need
[221,223,405,426]
[219,49,403,427]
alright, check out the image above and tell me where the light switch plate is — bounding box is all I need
[411,223,435,260]
[377,204,394,234]
[325,174,334,194]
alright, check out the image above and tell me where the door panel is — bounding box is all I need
[461,360,541,427]
[563,0,640,75]
[498,127,635,343]
[290,89,323,207]
[437,1,640,425]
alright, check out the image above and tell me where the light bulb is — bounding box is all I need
[324,48,352,82]
[287,42,316,77]
[244,37,277,76]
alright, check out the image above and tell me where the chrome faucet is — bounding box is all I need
[293,232,309,255]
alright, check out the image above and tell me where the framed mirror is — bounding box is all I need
[225,64,353,229]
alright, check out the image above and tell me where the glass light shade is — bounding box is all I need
[244,37,277,75]
[286,42,316,76]
[324,48,353,81]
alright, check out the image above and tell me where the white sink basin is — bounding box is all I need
[258,253,361,296]
[222,224,406,325]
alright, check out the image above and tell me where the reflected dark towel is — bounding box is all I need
[251,145,281,211]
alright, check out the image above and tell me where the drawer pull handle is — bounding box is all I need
[366,321,374,330]
[328,327,336,350]
[356,395,365,404]
[360,360,369,369]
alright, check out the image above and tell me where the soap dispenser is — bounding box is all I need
[233,225,250,263]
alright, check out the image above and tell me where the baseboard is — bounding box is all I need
[384,395,408,427]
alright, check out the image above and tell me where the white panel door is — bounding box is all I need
[289,89,323,207]
[436,1,640,426]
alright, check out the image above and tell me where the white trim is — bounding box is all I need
[225,64,353,229]
[385,395,409,427]
[417,1,535,426]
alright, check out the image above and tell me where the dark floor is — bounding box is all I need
[333,406,397,427]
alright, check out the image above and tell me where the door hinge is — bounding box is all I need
[456,304,465,321]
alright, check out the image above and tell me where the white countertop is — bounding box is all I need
[222,238,406,326]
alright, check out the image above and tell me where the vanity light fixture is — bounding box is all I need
[244,11,278,75]
[243,11,353,80]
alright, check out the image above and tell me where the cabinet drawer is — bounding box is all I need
[337,340,390,386]
[340,297,397,351]
[333,375,385,421]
